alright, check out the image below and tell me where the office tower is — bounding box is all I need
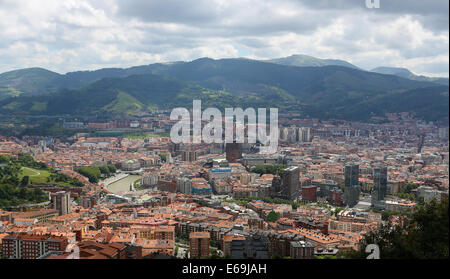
[281,166,300,200]
[438,127,449,139]
[298,127,311,142]
[280,127,289,140]
[343,164,360,207]
[372,166,388,201]
[226,142,242,163]
[372,166,388,209]
[280,127,297,143]
[170,143,181,153]
[344,164,359,188]
[189,232,210,259]
[182,149,197,162]
[343,185,360,207]
[286,127,297,143]
[176,177,192,194]
[52,191,72,216]
[270,175,282,197]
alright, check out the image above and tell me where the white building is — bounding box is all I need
[177,177,192,194]
[417,186,443,203]
[121,159,141,171]
[438,127,449,139]
[141,172,158,187]
[298,127,311,142]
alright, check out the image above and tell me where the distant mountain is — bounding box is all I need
[0,73,296,116]
[0,64,177,100]
[303,85,449,121]
[59,62,185,89]
[140,58,438,105]
[371,67,449,86]
[0,68,63,99]
[0,58,448,121]
[266,54,360,69]
[0,74,204,115]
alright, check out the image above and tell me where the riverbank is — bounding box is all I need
[104,174,142,194]
[100,172,129,187]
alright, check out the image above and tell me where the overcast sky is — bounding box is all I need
[0,0,448,77]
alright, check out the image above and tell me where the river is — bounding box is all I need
[106,174,142,194]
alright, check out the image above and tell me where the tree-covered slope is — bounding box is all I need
[371,67,449,86]
[0,67,63,99]
[0,58,448,121]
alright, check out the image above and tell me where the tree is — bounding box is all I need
[267,211,280,222]
[251,164,286,175]
[17,153,35,166]
[0,155,11,164]
[20,176,30,186]
[159,154,167,163]
[210,239,221,248]
[334,207,343,217]
[99,166,110,176]
[107,165,117,173]
[315,255,337,259]
[77,166,101,183]
[345,198,449,259]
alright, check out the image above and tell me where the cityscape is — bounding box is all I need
[0,0,448,268]
[0,111,448,259]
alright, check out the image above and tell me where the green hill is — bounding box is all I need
[143,58,444,111]
[0,73,296,116]
[0,58,448,122]
[266,54,360,69]
[303,85,449,121]
[0,67,63,99]
[371,67,449,86]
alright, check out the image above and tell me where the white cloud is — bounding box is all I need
[0,0,448,77]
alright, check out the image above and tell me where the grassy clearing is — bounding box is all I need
[19,167,51,183]
[125,132,150,139]
[149,132,170,138]
[19,167,78,187]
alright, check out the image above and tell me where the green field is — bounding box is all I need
[133,178,142,190]
[149,132,170,138]
[126,132,170,139]
[19,167,51,184]
[93,131,126,137]
[125,132,150,139]
[20,167,80,187]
